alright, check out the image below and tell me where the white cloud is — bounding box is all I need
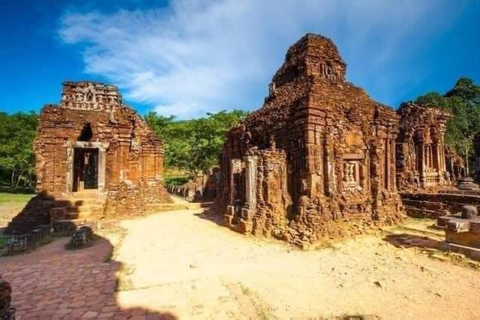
[59,0,466,119]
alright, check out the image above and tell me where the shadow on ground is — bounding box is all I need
[3,192,83,235]
[193,210,224,227]
[0,229,178,319]
[383,233,441,250]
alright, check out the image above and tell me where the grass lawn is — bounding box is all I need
[0,192,34,204]
[0,236,7,250]
[164,169,192,186]
[0,192,34,229]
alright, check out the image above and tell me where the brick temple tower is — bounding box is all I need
[6,81,171,234]
[215,34,405,246]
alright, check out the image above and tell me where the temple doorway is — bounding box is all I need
[73,148,99,192]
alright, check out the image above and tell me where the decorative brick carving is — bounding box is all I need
[214,34,405,245]
[396,102,452,190]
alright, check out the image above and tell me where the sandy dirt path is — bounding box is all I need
[112,209,480,319]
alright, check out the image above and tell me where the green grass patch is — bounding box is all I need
[164,168,192,186]
[0,192,34,204]
[165,176,190,186]
[0,236,7,250]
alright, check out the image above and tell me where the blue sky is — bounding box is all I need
[1,0,479,119]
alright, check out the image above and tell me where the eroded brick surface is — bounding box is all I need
[168,167,220,201]
[396,102,457,191]
[214,33,405,246]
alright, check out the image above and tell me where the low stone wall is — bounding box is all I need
[168,168,220,202]
[6,225,50,253]
[401,192,480,218]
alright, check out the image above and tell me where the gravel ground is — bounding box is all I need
[111,208,480,319]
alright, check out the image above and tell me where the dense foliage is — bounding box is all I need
[0,112,38,190]
[146,110,248,175]
[415,77,480,174]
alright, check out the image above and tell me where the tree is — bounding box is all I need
[0,111,38,190]
[146,110,247,176]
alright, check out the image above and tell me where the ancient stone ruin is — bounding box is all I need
[474,131,480,183]
[168,167,220,201]
[395,103,474,220]
[396,102,452,190]
[214,33,405,246]
[445,146,467,183]
[437,205,480,261]
[6,81,171,235]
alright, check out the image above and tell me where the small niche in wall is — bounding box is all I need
[78,123,93,142]
[342,153,364,191]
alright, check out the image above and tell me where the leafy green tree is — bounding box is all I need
[146,110,247,176]
[0,111,38,190]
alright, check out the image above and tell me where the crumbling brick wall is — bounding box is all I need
[168,167,220,201]
[7,81,171,233]
[445,146,466,182]
[215,34,405,246]
[474,132,480,182]
[396,102,452,191]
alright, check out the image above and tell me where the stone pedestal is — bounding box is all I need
[457,177,480,191]
[241,208,255,220]
[438,215,480,262]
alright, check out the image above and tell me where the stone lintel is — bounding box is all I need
[342,153,364,160]
[66,141,110,151]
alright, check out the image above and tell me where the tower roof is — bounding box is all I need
[272,33,347,85]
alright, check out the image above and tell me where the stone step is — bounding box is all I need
[61,198,106,206]
[65,212,79,219]
[440,242,480,262]
[404,206,442,219]
[67,203,104,211]
[397,225,444,239]
[402,199,445,211]
[63,196,106,201]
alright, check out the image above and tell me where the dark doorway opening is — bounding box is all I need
[73,148,99,192]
